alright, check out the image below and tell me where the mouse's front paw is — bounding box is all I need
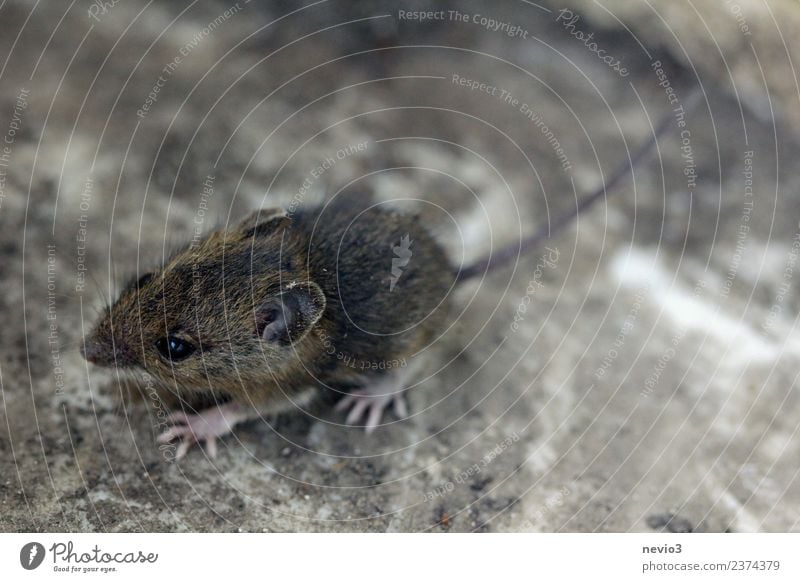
[157,403,244,460]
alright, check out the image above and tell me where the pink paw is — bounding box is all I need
[157,404,243,459]
[335,389,408,433]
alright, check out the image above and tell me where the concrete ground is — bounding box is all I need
[1,0,799,532]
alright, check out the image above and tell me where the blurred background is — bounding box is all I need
[1,0,800,532]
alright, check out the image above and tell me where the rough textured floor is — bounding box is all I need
[1,0,799,532]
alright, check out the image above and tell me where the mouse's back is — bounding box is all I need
[290,198,456,365]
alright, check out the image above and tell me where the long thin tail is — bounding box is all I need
[456,89,702,282]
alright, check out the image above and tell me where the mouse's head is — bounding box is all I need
[81,208,327,396]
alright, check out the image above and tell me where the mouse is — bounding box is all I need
[82,198,468,458]
[80,102,683,459]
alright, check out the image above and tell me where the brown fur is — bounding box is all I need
[83,198,455,412]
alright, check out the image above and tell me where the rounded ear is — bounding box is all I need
[255,281,326,346]
[237,208,290,239]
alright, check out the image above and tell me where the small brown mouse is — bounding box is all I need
[82,198,467,458]
[81,108,679,458]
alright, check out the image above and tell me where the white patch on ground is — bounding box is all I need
[710,481,762,533]
[446,185,525,269]
[610,248,786,365]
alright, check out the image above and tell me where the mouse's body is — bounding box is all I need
[82,198,457,457]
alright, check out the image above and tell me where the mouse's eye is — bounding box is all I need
[155,336,196,362]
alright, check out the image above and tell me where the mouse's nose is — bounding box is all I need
[80,341,103,364]
[82,337,138,368]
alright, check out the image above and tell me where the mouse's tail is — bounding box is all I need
[455,89,701,283]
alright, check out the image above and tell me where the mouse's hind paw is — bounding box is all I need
[335,383,408,434]
[157,403,245,460]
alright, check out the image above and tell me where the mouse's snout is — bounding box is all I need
[81,323,140,369]
[80,341,106,365]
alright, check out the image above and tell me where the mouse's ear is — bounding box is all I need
[255,281,326,346]
[237,207,290,239]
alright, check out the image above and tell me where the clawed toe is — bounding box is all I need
[336,389,408,433]
[392,395,408,418]
[158,428,218,460]
[156,425,188,444]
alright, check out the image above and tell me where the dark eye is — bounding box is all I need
[155,336,196,362]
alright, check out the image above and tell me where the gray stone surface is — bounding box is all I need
[1,0,799,532]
